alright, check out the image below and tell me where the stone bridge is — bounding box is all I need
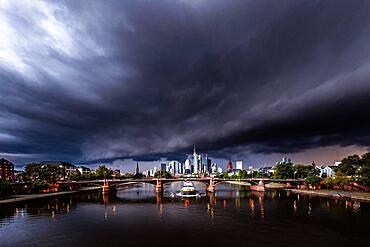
[57,178,305,193]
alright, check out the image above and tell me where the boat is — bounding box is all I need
[175,181,201,198]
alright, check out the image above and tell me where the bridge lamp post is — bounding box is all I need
[294,171,297,180]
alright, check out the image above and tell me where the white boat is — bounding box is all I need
[175,181,201,198]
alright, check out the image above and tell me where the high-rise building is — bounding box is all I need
[227,159,233,172]
[169,161,181,175]
[236,161,243,170]
[205,153,212,173]
[160,163,167,171]
[211,163,217,174]
[193,146,199,173]
[184,158,191,174]
[0,158,14,180]
[178,162,184,174]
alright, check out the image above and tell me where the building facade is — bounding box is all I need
[0,158,14,180]
[236,161,243,170]
[227,160,233,172]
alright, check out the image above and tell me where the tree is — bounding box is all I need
[357,152,370,186]
[24,163,65,182]
[95,165,113,179]
[133,172,144,179]
[237,170,250,179]
[0,179,12,197]
[29,181,49,193]
[305,175,321,185]
[333,172,351,189]
[336,155,361,176]
[216,172,229,179]
[68,171,82,180]
[121,173,134,179]
[154,170,172,179]
[273,162,294,179]
[323,177,334,188]
[304,167,321,185]
[293,164,314,179]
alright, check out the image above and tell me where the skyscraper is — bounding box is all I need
[227,159,233,172]
[193,146,199,173]
[236,161,243,170]
[160,163,167,171]
[205,153,212,173]
[184,158,191,174]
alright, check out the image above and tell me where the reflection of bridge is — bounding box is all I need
[57,178,305,194]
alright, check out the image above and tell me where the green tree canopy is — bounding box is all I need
[293,164,314,178]
[273,162,294,179]
[304,167,321,185]
[24,163,65,182]
[95,165,113,179]
[336,154,361,176]
[154,170,172,179]
[357,153,370,186]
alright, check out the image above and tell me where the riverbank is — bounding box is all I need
[226,181,285,189]
[288,189,370,202]
[0,186,101,205]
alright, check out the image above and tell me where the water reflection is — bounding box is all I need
[1,184,368,224]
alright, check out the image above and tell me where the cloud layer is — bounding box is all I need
[1,0,370,165]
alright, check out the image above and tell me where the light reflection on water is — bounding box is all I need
[1,183,370,247]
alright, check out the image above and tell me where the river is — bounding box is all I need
[0,182,369,246]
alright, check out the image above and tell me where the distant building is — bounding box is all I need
[184,159,191,174]
[217,167,223,173]
[0,158,14,180]
[280,157,291,164]
[204,153,212,173]
[40,161,77,176]
[176,162,184,175]
[160,163,167,171]
[259,166,273,176]
[227,159,233,172]
[169,161,181,175]
[316,162,339,178]
[192,147,202,174]
[114,169,121,176]
[145,169,152,177]
[236,161,243,170]
[211,163,217,174]
[77,166,91,174]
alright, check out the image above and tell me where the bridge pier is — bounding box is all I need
[207,178,216,193]
[155,179,163,193]
[102,179,110,194]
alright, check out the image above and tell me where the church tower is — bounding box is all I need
[136,162,140,175]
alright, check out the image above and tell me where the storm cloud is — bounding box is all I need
[1,0,370,166]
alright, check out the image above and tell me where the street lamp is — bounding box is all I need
[294,171,297,179]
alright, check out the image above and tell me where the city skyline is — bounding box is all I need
[2,1,370,170]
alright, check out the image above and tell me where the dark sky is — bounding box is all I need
[1,0,370,169]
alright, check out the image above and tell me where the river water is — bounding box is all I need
[0,182,369,247]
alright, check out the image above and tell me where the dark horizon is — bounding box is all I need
[1,0,370,169]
